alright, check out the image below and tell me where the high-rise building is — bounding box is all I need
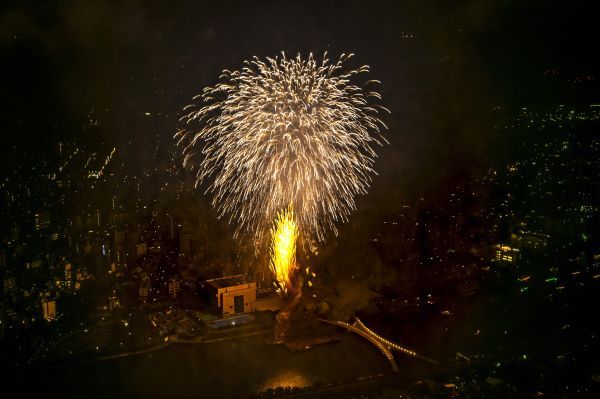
[34,211,50,231]
[168,277,181,299]
[112,248,125,269]
[114,230,126,248]
[180,224,193,256]
[41,298,57,321]
[167,214,175,240]
[64,263,72,288]
[139,276,151,302]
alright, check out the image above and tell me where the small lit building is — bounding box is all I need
[2,274,16,296]
[108,296,121,311]
[136,242,147,257]
[201,275,256,316]
[495,244,520,264]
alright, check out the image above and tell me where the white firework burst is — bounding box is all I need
[177,52,388,244]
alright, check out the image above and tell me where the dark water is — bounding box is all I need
[17,334,389,398]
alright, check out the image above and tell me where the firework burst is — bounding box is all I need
[177,52,388,244]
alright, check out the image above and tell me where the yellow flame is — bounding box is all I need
[269,206,298,295]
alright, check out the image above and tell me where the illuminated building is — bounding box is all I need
[26,257,44,286]
[112,248,125,269]
[179,224,193,256]
[495,244,520,264]
[64,263,72,288]
[2,274,16,298]
[41,298,57,321]
[168,277,181,299]
[109,210,127,226]
[108,296,120,311]
[136,242,147,257]
[26,257,43,270]
[34,211,50,231]
[139,277,151,301]
[114,230,125,247]
[202,275,256,316]
[510,230,549,250]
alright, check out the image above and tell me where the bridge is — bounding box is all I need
[319,317,437,372]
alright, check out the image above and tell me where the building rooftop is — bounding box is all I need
[204,275,249,290]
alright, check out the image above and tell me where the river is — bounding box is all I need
[14,333,390,398]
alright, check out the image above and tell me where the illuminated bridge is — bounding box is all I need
[320,317,437,372]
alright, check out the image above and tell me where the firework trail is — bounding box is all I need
[269,206,299,294]
[177,52,388,244]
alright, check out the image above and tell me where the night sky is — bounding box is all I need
[1,0,597,187]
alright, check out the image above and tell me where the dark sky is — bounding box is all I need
[0,0,596,190]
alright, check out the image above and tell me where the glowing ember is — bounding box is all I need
[269,206,299,295]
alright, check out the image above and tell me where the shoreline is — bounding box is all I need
[7,325,276,371]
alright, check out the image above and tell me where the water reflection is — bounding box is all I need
[259,368,310,391]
